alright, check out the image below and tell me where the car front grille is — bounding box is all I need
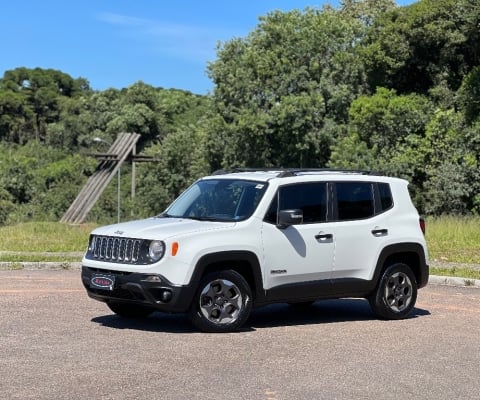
[87,235,144,264]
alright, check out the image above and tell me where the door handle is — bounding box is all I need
[315,233,333,240]
[371,228,388,236]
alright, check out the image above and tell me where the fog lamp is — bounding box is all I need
[144,275,162,282]
[160,290,173,302]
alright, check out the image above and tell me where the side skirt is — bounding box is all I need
[258,278,376,306]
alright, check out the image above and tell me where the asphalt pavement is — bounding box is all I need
[1,269,479,400]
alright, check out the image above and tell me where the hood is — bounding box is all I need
[91,217,234,240]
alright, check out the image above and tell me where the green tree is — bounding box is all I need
[347,87,432,150]
[0,151,37,204]
[362,0,480,93]
[457,66,480,125]
[0,67,91,143]
[421,110,480,214]
[340,0,396,27]
[136,124,209,216]
[0,187,15,225]
[329,88,434,211]
[0,89,34,143]
[207,7,367,168]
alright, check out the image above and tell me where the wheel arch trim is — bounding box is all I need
[373,243,429,289]
[191,250,265,302]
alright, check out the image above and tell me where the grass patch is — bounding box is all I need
[0,254,82,263]
[430,266,480,280]
[0,222,96,252]
[426,216,480,264]
[4,263,24,270]
[0,218,479,282]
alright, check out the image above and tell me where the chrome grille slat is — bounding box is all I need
[88,235,143,264]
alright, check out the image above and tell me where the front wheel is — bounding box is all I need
[188,270,253,333]
[369,263,417,320]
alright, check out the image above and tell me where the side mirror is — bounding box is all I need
[277,209,303,229]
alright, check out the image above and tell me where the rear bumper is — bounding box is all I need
[419,263,429,289]
[81,266,196,313]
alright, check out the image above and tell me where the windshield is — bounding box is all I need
[164,179,268,222]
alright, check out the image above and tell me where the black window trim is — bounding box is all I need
[331,181,373,221]
[331,181,394,222]
[263,181,330,225]
[263,180,395,225]
[375,182,395,215]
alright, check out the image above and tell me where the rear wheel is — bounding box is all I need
[188,270,252,333]
[107,302,154,318]
[369,263,417,320]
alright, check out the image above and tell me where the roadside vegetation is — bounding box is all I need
[426,216,480,265]
[0,218,479,280]
[429,266,480,281]
[0,1,479,281]
[0,222,94,252]
[0,222,93,263]
[426,216,480,280]
[1,0,479,227]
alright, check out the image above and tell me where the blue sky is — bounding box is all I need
[0,1,415,95]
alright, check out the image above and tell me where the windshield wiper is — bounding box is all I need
[185,216,231,222]
[156,212,176,218]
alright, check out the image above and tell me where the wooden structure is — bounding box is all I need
[60,133,141,224]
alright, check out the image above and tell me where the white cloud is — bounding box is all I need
[97,12,148,27]
[96,12,239,63]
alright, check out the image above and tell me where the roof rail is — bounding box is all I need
[276,168,375,177]
[211,169,229,175]
[211,168,283,175]
[211,168,376,177]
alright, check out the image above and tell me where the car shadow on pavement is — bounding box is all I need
[91,312,197,333]
[246,299,430,330]
[91,298,430,333]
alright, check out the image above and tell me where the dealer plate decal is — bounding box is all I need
[90,274,115,291]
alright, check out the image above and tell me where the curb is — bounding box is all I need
[428,274,480,288]
[0,262,82,271]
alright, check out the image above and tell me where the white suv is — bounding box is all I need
[81,169,429,332]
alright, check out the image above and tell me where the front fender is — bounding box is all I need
[190,251,266,304]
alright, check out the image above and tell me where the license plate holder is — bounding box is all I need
[90,273,115,291]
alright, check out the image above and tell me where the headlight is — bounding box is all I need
[148,240,165,262]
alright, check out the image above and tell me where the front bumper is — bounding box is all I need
[81,266,196,313]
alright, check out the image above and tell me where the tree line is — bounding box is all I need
[0,0,479,225]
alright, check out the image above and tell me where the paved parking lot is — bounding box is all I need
[1,269,479,400]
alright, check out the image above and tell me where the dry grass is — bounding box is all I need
[1,218,479,277]
[426,216,480,264]
[0,222,96,253]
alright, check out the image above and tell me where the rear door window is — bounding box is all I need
[335,182,374,221]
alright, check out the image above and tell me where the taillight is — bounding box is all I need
[419,217,426,235]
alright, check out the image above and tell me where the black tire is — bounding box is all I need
[369,263,418,320]
[188,270,253,333]
[107,302,154,318]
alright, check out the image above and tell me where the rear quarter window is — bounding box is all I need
[378,183,393,212]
